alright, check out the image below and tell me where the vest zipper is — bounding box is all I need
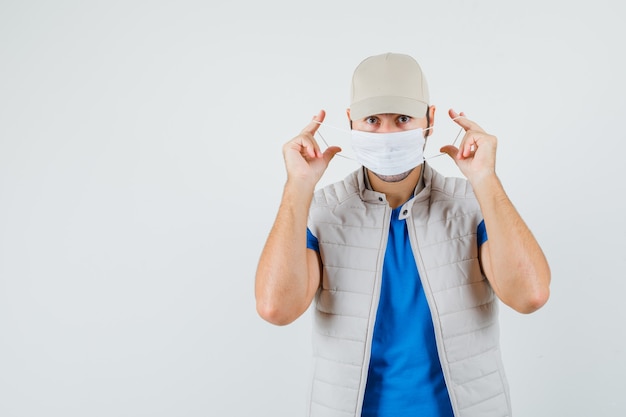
[355,203,391,417]
[405,213,460,417]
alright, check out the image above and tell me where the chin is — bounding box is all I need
[373,168,414,183]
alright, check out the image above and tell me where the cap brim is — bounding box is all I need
[350,96,428,121]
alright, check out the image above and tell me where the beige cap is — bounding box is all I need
[349,52,429,121]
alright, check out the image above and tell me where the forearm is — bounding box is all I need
[255,181,317,324]
[473,174,551,313]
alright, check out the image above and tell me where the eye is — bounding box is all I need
[397,115,411,124]
[365,116,379,125]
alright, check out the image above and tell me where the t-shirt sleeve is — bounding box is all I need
[477,219,488,247]
[307,228,320,252]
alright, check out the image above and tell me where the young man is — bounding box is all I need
[255,52,550,417]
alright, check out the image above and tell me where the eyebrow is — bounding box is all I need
[366,113,410,118]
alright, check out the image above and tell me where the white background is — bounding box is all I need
[1,1,625,416]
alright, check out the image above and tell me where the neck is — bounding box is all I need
[367,165,423,209]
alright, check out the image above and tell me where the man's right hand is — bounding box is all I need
[256,110,338,325]
[282,109,341,190]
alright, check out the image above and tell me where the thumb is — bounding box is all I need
[322,146,342,164]
[439,145,459,160]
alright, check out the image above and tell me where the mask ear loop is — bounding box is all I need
[313,121,358,162]
[425,116,466,160]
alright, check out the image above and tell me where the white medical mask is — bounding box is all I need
[314,120,463,172]
[350,127,431,176]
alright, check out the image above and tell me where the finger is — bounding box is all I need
[462,140,477,158]
[301,109,326,137]
[448,108,485,133]
[458,131,483,158]
[297,134,323,159]
[293,110,326,158]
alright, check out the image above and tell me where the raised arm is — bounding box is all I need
[255,110,341,325]
[440,109,551,314]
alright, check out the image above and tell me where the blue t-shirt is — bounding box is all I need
[307,206,488,417]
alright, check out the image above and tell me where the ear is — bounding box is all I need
[346,108,353,129]
[425,105,436,137]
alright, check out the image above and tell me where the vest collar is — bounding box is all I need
[356,162,434,209]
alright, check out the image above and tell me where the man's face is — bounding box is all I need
[348,112,431,183]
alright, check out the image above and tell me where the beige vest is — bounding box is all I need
[306,163,511,417]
